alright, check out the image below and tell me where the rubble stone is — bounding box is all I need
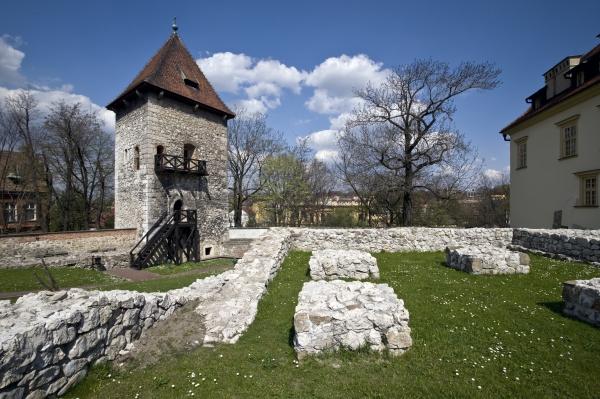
[309,250,379,280]
[563,278,600,327]
[445,246,530,275]
[293,280,411,359]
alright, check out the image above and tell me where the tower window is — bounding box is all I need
[184,78,199,90]
[134,146,140,170]
[183,144,195,170]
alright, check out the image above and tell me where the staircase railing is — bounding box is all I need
[129,211,168,265]
[129,209,200,269]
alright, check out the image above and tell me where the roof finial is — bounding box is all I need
[172,17,178,35]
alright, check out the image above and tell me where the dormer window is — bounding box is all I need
[576,71,584,87]
[184,78,199,90]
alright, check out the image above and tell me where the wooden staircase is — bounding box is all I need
[130,210,200,269]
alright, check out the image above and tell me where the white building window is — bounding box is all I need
[3,203,16,223]
[516,137,527,169]
[561,124,577,158]
[556,115,579,159]
[24,203,37,221]
[576,172,598,207]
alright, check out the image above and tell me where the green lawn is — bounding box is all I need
[0,259,235,297]
[0,267,119,293]
[97,274,205,293]
[147,258,237,275]
[65,251,600,398]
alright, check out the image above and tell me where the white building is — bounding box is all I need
[501,41,600,229]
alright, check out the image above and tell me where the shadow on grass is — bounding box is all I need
[538,301,564,317]
[288,324,296,348]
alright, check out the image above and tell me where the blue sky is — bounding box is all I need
[1,0,599,178]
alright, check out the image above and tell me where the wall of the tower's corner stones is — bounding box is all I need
[146,95,229,256]
[114,101,149,236]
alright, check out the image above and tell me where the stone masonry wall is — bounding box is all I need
[114,94,229,256]
[288,227,514,252]
[0,229,137,269]
[0,229,290,398]
[2,226,599,397]
[511,229,600,265]
[147,96,229,255]
[562,278,600,326]
[114,100,147,235]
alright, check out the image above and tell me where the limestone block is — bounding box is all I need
[309,250,379,280]
[445,246,529,275]
[293,280,411,359]
[563,278,600,327]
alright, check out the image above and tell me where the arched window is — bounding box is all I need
[173,199,183,221]
[183,144,195,169]
[156,145,164,155]
[134,146,140,171]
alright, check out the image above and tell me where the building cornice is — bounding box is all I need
[502,82,600,136]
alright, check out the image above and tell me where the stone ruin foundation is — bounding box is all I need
[445,246,530,275]
[293,280,412,359]
[562,278,600,327]
[309,249,380,281]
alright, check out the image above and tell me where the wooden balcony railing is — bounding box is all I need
[155,154,208,176]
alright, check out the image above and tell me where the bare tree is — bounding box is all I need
[341,59,500,226]
[475,171,510,227]
[336,150,379,226]
[305,159,335,225]
[228,109,283,227]
[3,90,50,231]
[44,101,114,230]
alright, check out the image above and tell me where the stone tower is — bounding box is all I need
[107,28,234,258]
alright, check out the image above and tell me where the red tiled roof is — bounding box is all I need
[107,34,234,118]
[500,74,600,134]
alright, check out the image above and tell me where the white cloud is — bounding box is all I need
[0,33,114,132]
[234,98,268,114]
[483,168,506,182]
[0,35,25,86]
[197,52,306,113]
[304,54,389,115]
[301,129,340,163]
[328,112,353,131]
[0,87,115,132]
[314,149,339,163]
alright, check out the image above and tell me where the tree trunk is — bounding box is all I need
[233,178,243,227]
[402,163,413,226]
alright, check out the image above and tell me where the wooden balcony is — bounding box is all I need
[155,154,208,176]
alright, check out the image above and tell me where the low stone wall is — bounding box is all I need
[309,249,379,280]
[0,229,137,269]
[0,229,291,398]
[445,246,530,275]
[511,229,600,265]
[562,278,600,326]
[288,227,513,252]
[293,280,411,359]
[197,229,291,344]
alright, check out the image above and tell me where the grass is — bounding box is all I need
[147,258,237,275]
[0,266,119,293]
[0,259,235,298]
[64,251,600,398]
[97,274,205,293]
